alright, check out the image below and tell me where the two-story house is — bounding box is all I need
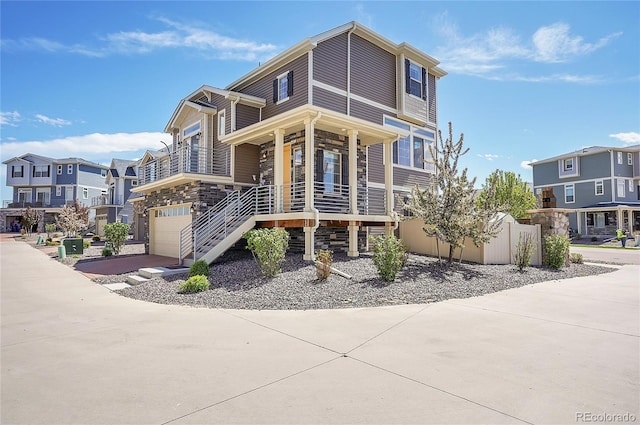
[90,158,141,236]
[133,22,446,263]
[531,145,640,237]
[2,153,109,232]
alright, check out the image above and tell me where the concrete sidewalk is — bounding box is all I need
[1,237,638,424]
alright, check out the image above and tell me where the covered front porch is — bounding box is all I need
[575,203,640,237]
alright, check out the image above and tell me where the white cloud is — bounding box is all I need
[477,153,499,161]
[35,114,71,127]
[609,132,640,145]
[432,15,620,83]
[0,111,21,127]
[354,3,374,28]
[0,132,169,161]
[521,159,537,170]
[2,17,279,62]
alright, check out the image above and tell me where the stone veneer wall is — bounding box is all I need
[141,181,250,253]
[529,209,571,266]
[288,226,368,255]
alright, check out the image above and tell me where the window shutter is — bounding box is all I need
[287,71,294,97]
[316,150,324,182]
[21,166,23,177]
[272,79,278,103]
[11,166,15,178]
[33,166,35,177]
[421,67,427,100]
[404,59,411,94]
[47,165,51,177]
[342,152,349,187]
[392,141,398,164]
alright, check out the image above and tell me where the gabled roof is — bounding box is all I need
[531,144,640,166]
[226,21,447,92]
[2,153,107,169]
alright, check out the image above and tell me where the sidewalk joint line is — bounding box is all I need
[160,356,341,425]
[350,357,534,425]
[444,302,640,338]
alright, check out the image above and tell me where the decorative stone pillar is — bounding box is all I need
[528,208,573,266]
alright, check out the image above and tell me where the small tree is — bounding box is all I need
[405,122,505,264]
[56,200,89,237]
[514,232,536,271]
[477,170,536,219]
[45,223,57,239]
[544,234,570,269]
[104,222,130,255]
[245,228,289,278]
[370,234,406,282]
[21,206,39,235]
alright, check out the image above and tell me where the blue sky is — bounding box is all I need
[1,1,639,202]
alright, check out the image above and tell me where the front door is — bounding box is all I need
[283,144,291,212]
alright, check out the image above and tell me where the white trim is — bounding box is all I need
[57,165,63,175]
[629,179,634,192]
[628,152,633,166]
[617,151,623,164]
[67,164,73,174]
[617,179,625,197]
[595,180,604,196]
[307,50,313,105]
[564,184,575,204]
[183,120,201,139]
[82,187,89,199]
[275,71,290,104]
[533,176,612,189]
[56,186,62,197]
[218,109,226,137]
[368,181,415,192]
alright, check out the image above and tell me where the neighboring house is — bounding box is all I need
[90,158,141,236]
[531,145,640,237]
[133,21,447,263]
[2,153,109,232]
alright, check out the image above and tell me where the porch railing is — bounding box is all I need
[91,195,124,206]
[139,145,231,186]
[276,182,387,215]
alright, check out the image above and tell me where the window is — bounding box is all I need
[393,136,411,167]
[56,186,62,197]
[67,164,73,174]
[563,158,573,171]
[100,169,107,178]
[57,165,63,175]
[564,184,575,203]
[36,189,50,205]
[11,165,23,178]
[154,205,191,217]
[628,153,633,166]
[183,122,201,137]
[33,165,50,178]
[617,180,625,197]
[273,71,293,104]
[18,189,32,203]
[617,152,623,164]
[131,180,138,186]
[404,59,426,100]
[218,111,225,137]
[595,180,604,196]
[323,151,340,194]
[65,187,73,201]
[388,125,435,170]
[595,213,605,228]
[413,137,425,169]
[629,180,634,192]
[82,187,89,199]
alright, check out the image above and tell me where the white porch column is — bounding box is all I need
[617,208,624,232]
[348,221,359,257]
[576,211,582,236]
[304,225,315,261]
[348,130,359,215]
[304,118,315,212]
[273,128,285,213]
[384,138,395,215]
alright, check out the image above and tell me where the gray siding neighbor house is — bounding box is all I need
[134,21,447,263]
[2,153,109,232]
[531,145,640,237]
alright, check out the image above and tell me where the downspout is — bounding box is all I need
[609,149,615,202]
[230,96,240,133]
[310,111,322,260]
[346,22,357,116]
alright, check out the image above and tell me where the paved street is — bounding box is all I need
[1,236,639,424]
[571,245,640,265]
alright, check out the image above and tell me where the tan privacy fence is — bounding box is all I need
[399,217,542,266]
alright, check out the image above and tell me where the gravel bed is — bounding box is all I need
[111,251,616,310]
[57,241,146,267]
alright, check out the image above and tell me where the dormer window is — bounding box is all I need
[273,71,293,104]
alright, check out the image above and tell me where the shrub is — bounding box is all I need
[83,240,90,249]
[245,228,289,278]
[569,253,584,264]
[591,236,598,242]
[179,275,210,293]
[576,233,582,240]
[514,232,536,271]
[92,235,101,242]
[102,248,113,257]
[544,234,570,269]
[316,249,333,280]
[104,222,130,255]
[45,240,59,246]
[370,234,406,282]
[45,224,56,238]
[189,259,210,278]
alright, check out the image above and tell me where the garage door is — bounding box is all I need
[96,215,107,237]
[150,204,192,258]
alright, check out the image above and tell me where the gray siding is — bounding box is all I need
[633,152,640,177]
[313,33,347,91]
[350,34,396,109]
[613,150,634,177]
[367,145,384,184]
[240,54,308,121]
[350,98,386,125]
[78,164,108,188]
[533,151,612,186]
[234,144,260,184]
[236,103,260,130]
[393,167,430,189]
[312,86,347,114]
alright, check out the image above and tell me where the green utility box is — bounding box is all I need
[63,238,84,255]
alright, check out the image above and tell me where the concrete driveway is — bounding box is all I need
[2,237,639,424]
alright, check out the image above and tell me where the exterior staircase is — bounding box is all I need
[179,185,276,265]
